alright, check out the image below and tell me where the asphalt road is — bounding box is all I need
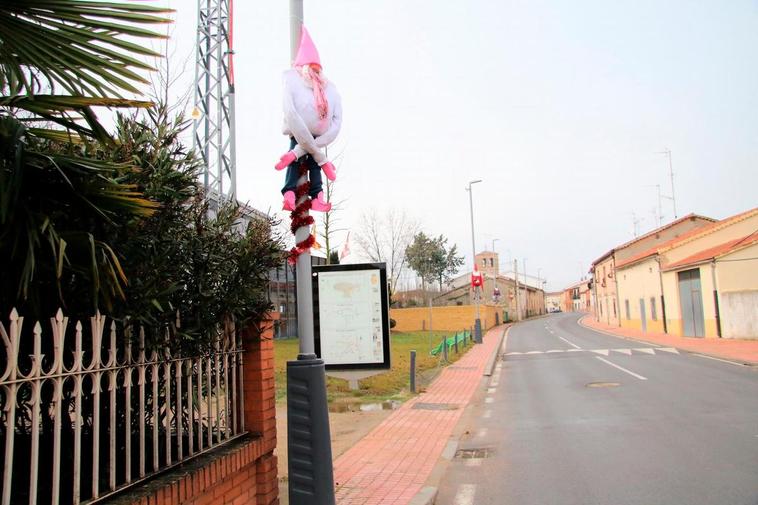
[435,312,758,505]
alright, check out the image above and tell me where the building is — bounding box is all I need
[432,251,544,322]
[591,214,716,327]
[615,207,758,338]
[562,279,592,312]
[545,292,562,312]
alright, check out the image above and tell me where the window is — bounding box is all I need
[650,297,657,321]
[490,258,494,267]
[482,258,486,267]
[624,299,630,320]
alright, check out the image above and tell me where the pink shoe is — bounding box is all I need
[282,191,296,211]
[310,191,331,212]
[275,151,296,170]
[321,161,336,181]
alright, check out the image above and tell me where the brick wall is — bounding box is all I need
[122,317,279,505]
[391,304,503,332]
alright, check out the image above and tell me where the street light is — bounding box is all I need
[467,179,483,343]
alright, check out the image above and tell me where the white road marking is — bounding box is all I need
[477,428,488,438]
[490,381,499,387]
[525,350,542,355]
[483,410,492,418]
[611,348,632,356]
[454,484,477,505]
[506,351,523,355]
[657,347,680,354]
[595,356,647,380]
[566,348,583,352]
[591,349,610,356]
[546,349,564,353]
[464,459,482,467]
[487,387,496,394]
[559,336,581,349]
[692,353,746,367]
[635,348,656,355]
[485,397,494,403]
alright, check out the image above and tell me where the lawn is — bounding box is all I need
[273,330,472,403]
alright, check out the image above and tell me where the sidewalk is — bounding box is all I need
[580,315,758,364]
[332,326,504,505]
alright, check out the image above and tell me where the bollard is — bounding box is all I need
[442,335,448,362]
[410,350,417,393]
[454,333,459,354]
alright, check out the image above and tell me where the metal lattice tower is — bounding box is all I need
[193,0,237,203]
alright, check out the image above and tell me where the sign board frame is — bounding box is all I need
[312,262,391,370]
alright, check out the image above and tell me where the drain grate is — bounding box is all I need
[586,382,620,388]
[455,447,494,459]
[412,402,460,411]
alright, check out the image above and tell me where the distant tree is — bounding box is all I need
[319,149,347,264]
[405,233,465,302]
[354,208,417,293]
[436,240,465,290]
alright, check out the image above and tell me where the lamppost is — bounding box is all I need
[467,179,483,343]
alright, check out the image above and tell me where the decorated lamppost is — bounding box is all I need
[467,179,483,343]
[278,4,339,503]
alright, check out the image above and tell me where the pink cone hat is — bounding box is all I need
[293,25,321,68]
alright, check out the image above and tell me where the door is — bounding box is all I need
[639,298,647,332]
[678,269,705,337]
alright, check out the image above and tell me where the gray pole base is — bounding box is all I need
[474,318,483,344]
[287,354,336,505]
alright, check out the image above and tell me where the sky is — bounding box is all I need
[159,0,758,292]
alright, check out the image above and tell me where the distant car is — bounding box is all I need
[548,307,562,313]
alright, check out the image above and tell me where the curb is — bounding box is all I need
[577,315,757,366]
[483,324,509,377]
[409,326,506,504]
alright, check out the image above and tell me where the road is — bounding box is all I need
[435,312,758,505]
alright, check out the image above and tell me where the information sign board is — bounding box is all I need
[312,263,391,369]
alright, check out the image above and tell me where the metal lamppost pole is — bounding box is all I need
[467,179,483,343]
[286,3,336,503]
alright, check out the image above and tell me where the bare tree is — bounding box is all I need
[319,148,348,264]
[354,209,418,293]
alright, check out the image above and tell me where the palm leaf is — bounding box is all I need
[0,0,173,97]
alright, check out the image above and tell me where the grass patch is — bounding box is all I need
[273,330,472,403]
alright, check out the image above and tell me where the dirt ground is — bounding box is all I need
[274,402,393,504]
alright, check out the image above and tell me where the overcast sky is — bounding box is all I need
[163,0,757,291]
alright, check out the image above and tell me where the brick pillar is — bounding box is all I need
[241,314,279,505]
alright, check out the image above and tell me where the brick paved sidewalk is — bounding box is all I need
[332,326,503,505]
[580,314,758,364]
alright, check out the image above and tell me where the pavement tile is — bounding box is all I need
[333,326,503,504]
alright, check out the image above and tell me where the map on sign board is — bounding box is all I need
[314,265,389,368]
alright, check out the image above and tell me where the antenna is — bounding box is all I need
[656,148,677,219]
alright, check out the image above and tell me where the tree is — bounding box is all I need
[354,208,417,293]
[0,1,173,316]
[437,240,465,290]
[406,233,465,302]
[318,149,348,265]
[405,232,440,300]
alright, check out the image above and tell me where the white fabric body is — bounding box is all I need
[282,68,342,166]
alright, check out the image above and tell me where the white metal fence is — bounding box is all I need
[0,309,246,505]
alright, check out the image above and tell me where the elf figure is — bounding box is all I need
[275,25,342,212]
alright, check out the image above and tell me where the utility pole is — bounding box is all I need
[467,180,483,343]
[514,259,520,321]
[522,258,528,317]
[285,3,336,504]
